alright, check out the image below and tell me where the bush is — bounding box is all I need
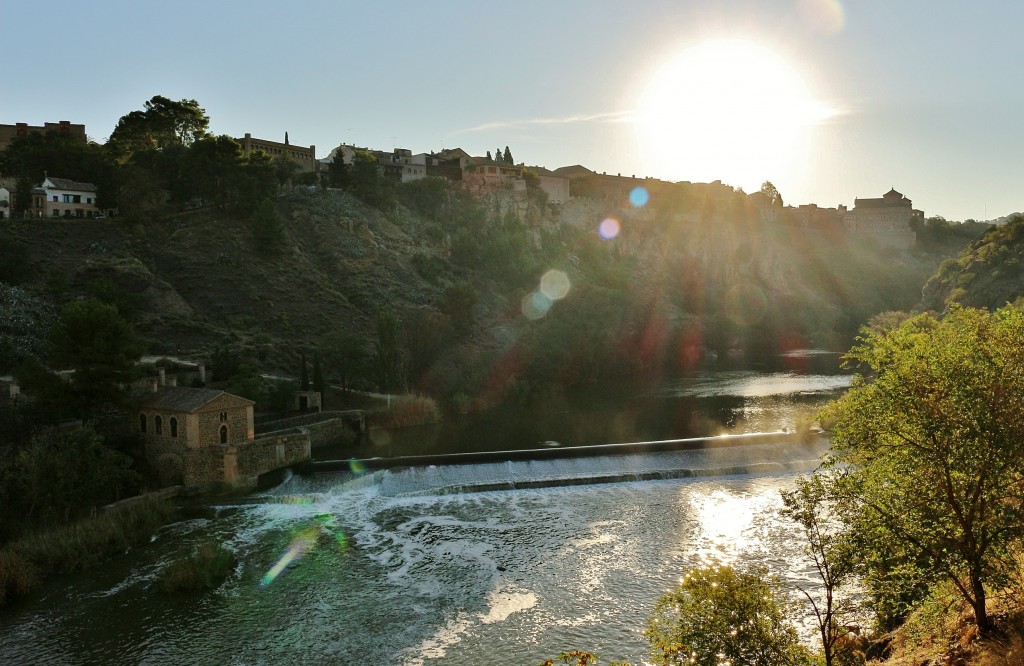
[157,542,236,592]
[644,563,811,666]
[370,394,442,429]
[0,550,36,605]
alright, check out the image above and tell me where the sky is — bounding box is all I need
[3,0,1023,221]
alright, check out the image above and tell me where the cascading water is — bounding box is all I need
[0,440,831,665]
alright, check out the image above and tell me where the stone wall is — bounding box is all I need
[144,436,187,485]
[224,432,311,490]
[183,446,227,489]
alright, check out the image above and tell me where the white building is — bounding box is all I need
[29,176,102,218]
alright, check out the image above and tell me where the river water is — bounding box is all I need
[0,356,851,665]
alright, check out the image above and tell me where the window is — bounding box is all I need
[87,197,92,204]
[155,415,163,435]
[170,417,178,438]
[52,195,58,202]
[140,414,147,433]
[52,210,60,217]
[219,425,228,444]
[220,411,228,422]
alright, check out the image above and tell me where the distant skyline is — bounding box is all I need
[4,0,1023,221]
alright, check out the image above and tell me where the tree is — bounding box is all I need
[321,331,368,392]
[299,351,309,391]
[496,147,503,163]
[326,150,350,188]
[312,351,325,407]
[250,198,284,254]
[373,311,403,393]
[503,145,513,165]
[820,305,1024,636]
[47,299,143,417]
[781,473,858,666]
[644,563,811,666]
[760,180,783,207]
[486,150,492,161]
[108,95,209,162]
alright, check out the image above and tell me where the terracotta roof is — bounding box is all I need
[137,387,253,412]
[44,177,97,192]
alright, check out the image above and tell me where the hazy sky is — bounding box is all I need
[4,0,1022,221]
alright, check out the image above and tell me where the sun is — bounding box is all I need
[637,39,834,191]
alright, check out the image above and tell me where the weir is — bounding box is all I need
[294,430,828,498]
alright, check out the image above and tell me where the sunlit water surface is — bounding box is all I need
[0,363,849,665]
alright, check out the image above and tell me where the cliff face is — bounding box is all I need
[921,215,1024,311]
[2,186,951,384]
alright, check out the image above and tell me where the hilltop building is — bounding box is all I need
[844,188,922,248]
[29,176,105,218]
[0,121,86,151]
[237,132,317,173]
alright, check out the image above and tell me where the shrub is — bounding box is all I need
[644,563,811,666]
[157,542,236,593]
[370,394,442,429]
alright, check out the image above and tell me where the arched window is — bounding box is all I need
[155,415,163,436]
[169,417,178,438]
[219,424,228,444]
[140,414,147,433]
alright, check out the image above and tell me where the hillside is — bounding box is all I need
[921,214,1024,311]
[1,183,960,402]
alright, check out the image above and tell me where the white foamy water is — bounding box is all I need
[0,443,832,665]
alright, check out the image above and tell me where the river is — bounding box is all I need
[0,354,851,665]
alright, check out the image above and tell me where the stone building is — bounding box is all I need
[0,121,86,151]
[237,132,317,173]
[844,188,922,248]
[137,386,255,486]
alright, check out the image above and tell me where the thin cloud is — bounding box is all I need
[453,110,635,134]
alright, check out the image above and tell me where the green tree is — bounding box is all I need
[250,198,284,254]
[486,150,492,161]
[108,95,209,163]
[300,351,309,391]
[644,563,810,666]
[781,473,858,666]
[760,180,783,207]
[0,234,31,285]
[495,147,503,163]
[321,331,369,392]
[327,151,350,188]
[373,311,403,393]
[47,299,143,417]
[503,145,513,165]
[821,305,1024,636]
[9,427,139,527]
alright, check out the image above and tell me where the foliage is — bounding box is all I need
[227,363,264,402]
[0,131,114,210]
[644,563,811,666]
[320,331,369,391]
[252,195,286,253]
[373,311,403,392]
[47,299,144,416]
[0,497,176,606]
[760,180,784,207]
[107,95,209,163]
[370,394,441,429]
[781,473,859,666]
[821,305,1024,636]
[157,542,236,593]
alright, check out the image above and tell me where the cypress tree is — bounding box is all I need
[300,352,309,390]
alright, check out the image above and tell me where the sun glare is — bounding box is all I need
[637,40,835,191]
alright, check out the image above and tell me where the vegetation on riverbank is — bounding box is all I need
[0,497,176,606]
[156,542,236,593]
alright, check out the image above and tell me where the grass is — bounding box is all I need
[156,542,236,593]
[0,497,177,607]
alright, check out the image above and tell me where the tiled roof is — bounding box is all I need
[44,177,97,192]
[137,387,252,412]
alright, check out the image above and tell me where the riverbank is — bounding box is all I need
[0,497,176,607]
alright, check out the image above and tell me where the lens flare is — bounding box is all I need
[349,458,367,475]
[522,291,552,320]
[598,218,620,240]
[260,527,319,588]
[629,187,649,207]
[539,269,571,301]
